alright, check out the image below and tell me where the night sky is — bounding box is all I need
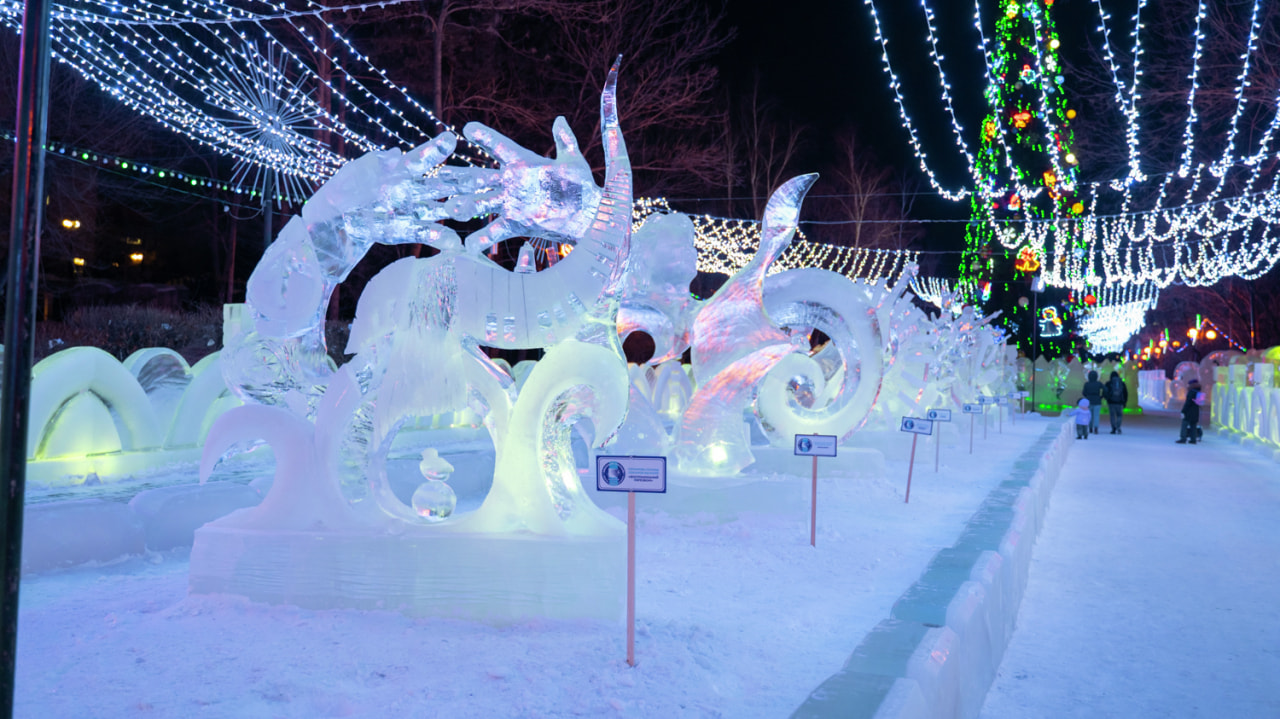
[718,0,992,272]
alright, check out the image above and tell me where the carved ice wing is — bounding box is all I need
[690,174,818,385]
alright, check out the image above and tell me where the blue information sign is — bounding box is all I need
[794,434,838,457]
[595,456,667,493]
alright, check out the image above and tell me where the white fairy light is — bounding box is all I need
[866,0,1280,291]
[0,0,492,199]
[909,276,952,308]
[863,0,970,200]
[633,198,919,284]
[1077,282,1159,354]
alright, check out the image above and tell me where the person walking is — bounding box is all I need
[1082,369,1105,435]
[1177,379,1203,444]
[1105,370,1129,434]
[1074,398,1091,440]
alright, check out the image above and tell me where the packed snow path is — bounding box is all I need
[979,413,1280,718]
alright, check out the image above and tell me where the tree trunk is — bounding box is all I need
[434,0,449,123]
[225,217,237,304]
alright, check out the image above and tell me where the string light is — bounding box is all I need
[633,198,918,283]
[0,130,310,204]
[863,0,971,200]
[0,0,493,207]
[1076,282,1159,354]
[908,276,952,307]
[865,0,1280,291]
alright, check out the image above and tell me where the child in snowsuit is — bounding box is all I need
[1074,398,1091,439]
[1177,380,1203,444]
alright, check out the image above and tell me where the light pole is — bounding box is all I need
[1030,275,1044,412]
[0,0,53,714]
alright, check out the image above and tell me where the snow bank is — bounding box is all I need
[21,481,264,573]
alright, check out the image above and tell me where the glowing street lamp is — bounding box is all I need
[129,252,144,264]
[61,219,81,229]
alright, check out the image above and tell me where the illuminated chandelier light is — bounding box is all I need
[0,0,492,202]
[216,39,328,202]
[1076,282,1159,354]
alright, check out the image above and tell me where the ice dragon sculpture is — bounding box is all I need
[197,62,637,622]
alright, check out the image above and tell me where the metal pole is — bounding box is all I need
[809,455,817,547]
[935,421,940,472]
[1031,287,1038,413]
[904,433,919,504]
[626,491,635,667]
[1,0,53,713]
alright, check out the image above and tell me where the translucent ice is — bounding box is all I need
[619,212,700,364]
[756,267,886,443]
[675,174,817,475]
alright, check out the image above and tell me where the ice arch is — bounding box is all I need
[28,346,163,458]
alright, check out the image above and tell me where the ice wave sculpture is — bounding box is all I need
[194,62,636,620]
[614,178,906,475]
[754,268,894,444]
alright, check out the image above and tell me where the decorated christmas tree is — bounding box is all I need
[959,0,1088,359]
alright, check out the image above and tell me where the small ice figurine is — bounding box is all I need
[514,244,536,274]
[411,448,457,521]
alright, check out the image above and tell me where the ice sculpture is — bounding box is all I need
[674,174,817,475]
[25,346,239,485]
[412,449,456,520]
[193,62,635,621]
[756,268,889,443]
[618,212,700,364]
[1047,358,1070,401]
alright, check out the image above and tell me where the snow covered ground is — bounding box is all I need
[15,412,1058,718]
[979,412,1280,718]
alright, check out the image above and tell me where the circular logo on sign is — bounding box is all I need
[602,461,626,486]
[927,410,937,420]
[798,437,812,453]
[904,419,915,430]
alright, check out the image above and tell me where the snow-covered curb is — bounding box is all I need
[21,482,264,573]
[791,420,1075,719]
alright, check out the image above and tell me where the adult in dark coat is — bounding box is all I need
[1082,370,1105,434]
[1105,370,1129,434]
[1177,379,1202,444]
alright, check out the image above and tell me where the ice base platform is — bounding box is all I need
[189,525,625,623]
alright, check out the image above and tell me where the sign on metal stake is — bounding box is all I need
[962,403,982,454]
[795,435,837,546]
[596,455,666,667]
[926,408,951,472]
[899,417,933,503]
